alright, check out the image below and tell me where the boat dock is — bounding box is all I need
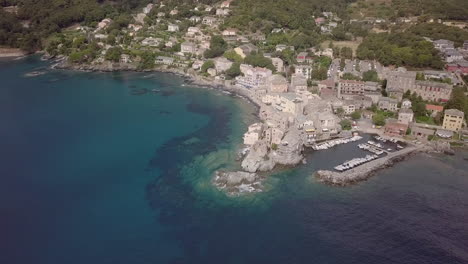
[312,135,362,151]
[334,154,379,172]
[358,143,385,155]
[316,145,421,185]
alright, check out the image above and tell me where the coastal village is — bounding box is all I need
[9,0,467,194]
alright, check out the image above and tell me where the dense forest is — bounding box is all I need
[408,23,468,47]
[0,0,156,51]
[350,0,468,21]
[223,0,355,34]
[356,32,444,69]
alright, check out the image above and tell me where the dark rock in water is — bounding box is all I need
[213,170,263,196]
[129,85,137,89]
[130,88,148,95]
[161,91,175,97]
[444,149,455,155]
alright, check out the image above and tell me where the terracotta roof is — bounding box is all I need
[425,104,443,112]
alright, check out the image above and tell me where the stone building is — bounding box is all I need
[378,97,398,112]
[398,109,414,125]
[442,109,465,132]
[268,75,288,93]
[337,80,364,98]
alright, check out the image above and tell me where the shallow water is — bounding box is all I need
[1,57,467,264]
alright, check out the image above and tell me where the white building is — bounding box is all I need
[295,65,312,79]
[243,123,263,145]
[214,57,233,72]
[236,64,272,88]
[167,24,179,32]
[271,57,284,72]
[268,75,288,93]
[181,42,197,54]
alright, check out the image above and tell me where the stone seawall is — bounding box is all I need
[315,146,422,186]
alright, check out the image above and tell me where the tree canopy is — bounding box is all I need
[357,32,444,69]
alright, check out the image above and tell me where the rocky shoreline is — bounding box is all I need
[44,57,460,194]
[0,47,28,58]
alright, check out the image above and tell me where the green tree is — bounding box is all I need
[223,50,243,63]
[340,47,353,59]
[225,62,241,79]
[351,111,361,120]
[204,35,227,58]
[362,70,379,82]
[340,119,352,130]
[105,47,122,62]
[372,113,386,126]
[201,60,214,73]
[244,52,275,71]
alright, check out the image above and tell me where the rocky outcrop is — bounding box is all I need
[53,60,138,72]
[213,170,263,195]
[241,128,304,172]
[429,141,454,155]
[241,140,276,172]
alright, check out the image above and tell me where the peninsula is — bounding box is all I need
[2,0,468,195]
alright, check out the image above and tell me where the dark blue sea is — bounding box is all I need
[1,57,468,264]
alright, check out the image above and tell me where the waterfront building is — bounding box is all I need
[442,109,465,132]
[268,75,288,93]
[263,127,285,145]
[384,119,408,137]
[316,111,339,134]
[236,64,272,88]
[411,126,435,140]
[398,109,414,125]
[243,123,263,145]
[212,57,232,72]
[155,56,174,65]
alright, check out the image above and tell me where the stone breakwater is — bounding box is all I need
[315,146,423,186]
[213,171,264,196]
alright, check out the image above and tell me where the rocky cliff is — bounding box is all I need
[241,128,304,173]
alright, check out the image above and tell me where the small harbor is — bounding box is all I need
[334,154,379,172]
[311,135,363,150]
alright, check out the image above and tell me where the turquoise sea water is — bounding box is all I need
[1,57,468,264]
